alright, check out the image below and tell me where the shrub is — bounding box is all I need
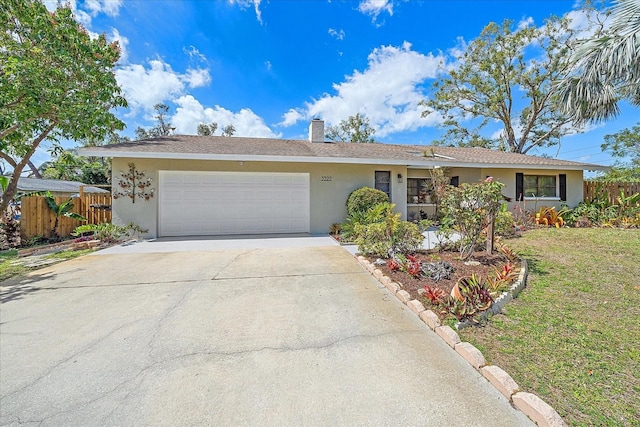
[340,201,392,241]
[494,210,516,237]
[439,178,504,259]
[565,201,618,227]
[346,187,389,217]
[73,222,147,243]
[354,203,423,257]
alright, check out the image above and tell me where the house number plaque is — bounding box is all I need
[321,176,332,182]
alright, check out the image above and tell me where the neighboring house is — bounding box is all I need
[4,177,110,198]
[79,119,606,239]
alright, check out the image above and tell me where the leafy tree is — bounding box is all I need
[593,122,640,182]
[439,178,504,260]
[197,122,218,136]
[420,18,579,154]
[41,131,128,184]
[42,151,111,185]
[325,113,376,143]
[602,122,640,167]
[135,103,175,139]
[555,0,640,124]
[0,0,126,214]
[221,124,236,137]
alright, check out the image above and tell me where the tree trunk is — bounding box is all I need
[486,214,495,254]
[0,123,56,214]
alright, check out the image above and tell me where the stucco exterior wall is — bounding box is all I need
[111,158,407,238]
[110,158,585,238]
[480,168,584,209]
[447,167,483,185]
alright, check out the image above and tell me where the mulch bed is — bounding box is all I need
[366,250,510,303]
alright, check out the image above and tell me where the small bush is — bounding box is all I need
[346,187,389,217]
[73,222,147,243]
[494,210,516,237]
[354,203,423,256]
[340,202,389,241]
[439,178,504,259]
[565,201,618,227]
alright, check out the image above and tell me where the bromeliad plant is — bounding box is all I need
[388,253,455,281]
[534,206,568,227]
[422,257,520,324]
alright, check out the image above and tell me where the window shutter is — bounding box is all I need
[559,174,567,201]
[515,173,524,201]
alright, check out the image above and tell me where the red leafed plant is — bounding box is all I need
[494,261,518,282]
[387,258,401,271]
[423,285,446,304]
[406,256,422,277]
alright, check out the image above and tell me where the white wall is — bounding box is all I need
[111,158,407,238]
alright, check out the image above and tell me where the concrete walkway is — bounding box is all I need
[0,242,532,426]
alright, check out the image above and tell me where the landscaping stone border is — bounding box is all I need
[354,254,566,427]
[455,259,528,329]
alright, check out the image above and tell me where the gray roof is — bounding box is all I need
[79,135,607,171]
[13,177,109,194]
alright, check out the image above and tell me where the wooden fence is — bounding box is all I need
[20,192,112,239]
[584,181,640,205]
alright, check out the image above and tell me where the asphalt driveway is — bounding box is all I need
[0,241,532,426]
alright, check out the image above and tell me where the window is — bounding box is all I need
[407,178,432,204]
[524,175,556,198]
[375,171,391,199]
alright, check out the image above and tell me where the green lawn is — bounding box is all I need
[459,228,640,426]
[0,248,94,282]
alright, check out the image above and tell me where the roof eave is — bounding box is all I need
[78,148,608,171]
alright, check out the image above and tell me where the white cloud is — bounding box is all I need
[84,0,123,17]
[265,61,272,71]
[172,95,281,138]
[328,28,346,40]
[228,0,263,24]
[115,60,211,112]
[109,28,129,63]
[279,109,305,127]
[565,7,608,39]
[183,46,208,63]
[517,17,534,30]
[358,0,393,21]
[183,68,212,88]
[282,41,445,137]
[43,0,122,26]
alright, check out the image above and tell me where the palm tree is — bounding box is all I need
[555,0,640,123]
[45,192,86,239]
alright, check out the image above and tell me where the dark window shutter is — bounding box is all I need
[515,173,524,201]
[559,174,567,201]
[450,176,459,187]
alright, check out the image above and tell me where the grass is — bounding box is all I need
[459,228,640,427]
[0,248,94,282]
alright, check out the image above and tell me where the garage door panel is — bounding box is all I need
[159,171,310,237]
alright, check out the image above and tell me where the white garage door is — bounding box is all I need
[158,171,310,237]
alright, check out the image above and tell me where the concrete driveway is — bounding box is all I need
[0,240,532,426]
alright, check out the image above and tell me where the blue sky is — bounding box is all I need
[38,0,637,171]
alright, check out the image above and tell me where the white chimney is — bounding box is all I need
[309,119,324,143]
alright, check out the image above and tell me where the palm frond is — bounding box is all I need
[555,0,640,123]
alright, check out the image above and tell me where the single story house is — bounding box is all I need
[79,119,606,239]
[3,177,110,198]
